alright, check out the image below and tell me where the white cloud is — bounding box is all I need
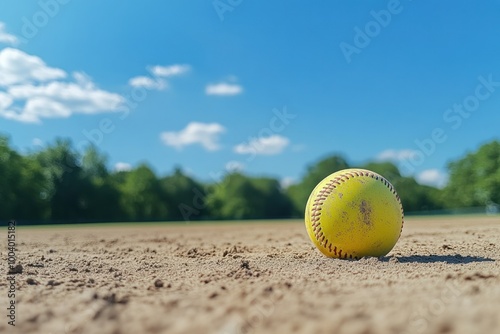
[0,51,124,123]
[128,76,166,90]
[115,162,132,172]
[160,122,226,151]
[24,97,71,118]
[376,149,419,162]
[73,71,95,89]
[149,64,190,77]
[291,144,306,152]
[0,22,19,46]
[280,177,296,189]
[225,161,245,172]
[32,138,44,147]
[234,135,289,155]
[3,80,124,123]
[128,64,190,90]
[7,81,122,109]
[0,48,66,86]
[416,169,448,188]
[0,91,12,109]
[205,82,243,96]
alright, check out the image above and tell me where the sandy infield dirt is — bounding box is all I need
[1,216,499,334]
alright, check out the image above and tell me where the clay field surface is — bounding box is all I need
[1,216,499,334]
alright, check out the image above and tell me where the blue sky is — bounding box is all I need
[1,1,499,188]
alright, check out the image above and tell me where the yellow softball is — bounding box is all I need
[305,168,404,259]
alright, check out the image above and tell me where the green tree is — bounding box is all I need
[82,145,108,179]
[0,135,50,220]
[160,167,206,221]
[205,173,291,220]
[361,161,401,181]
[0,136,48,219]
[252,177,293,218]
[393,177,443,212]
[0,135,24,219]
[34,139,90,221]
[117,164,168,221]
[444,140,500,207]
[205,173,260,219]
[18,154,48,219]
[81,146,122,220]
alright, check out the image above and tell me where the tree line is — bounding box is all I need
[1,135,499,222]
